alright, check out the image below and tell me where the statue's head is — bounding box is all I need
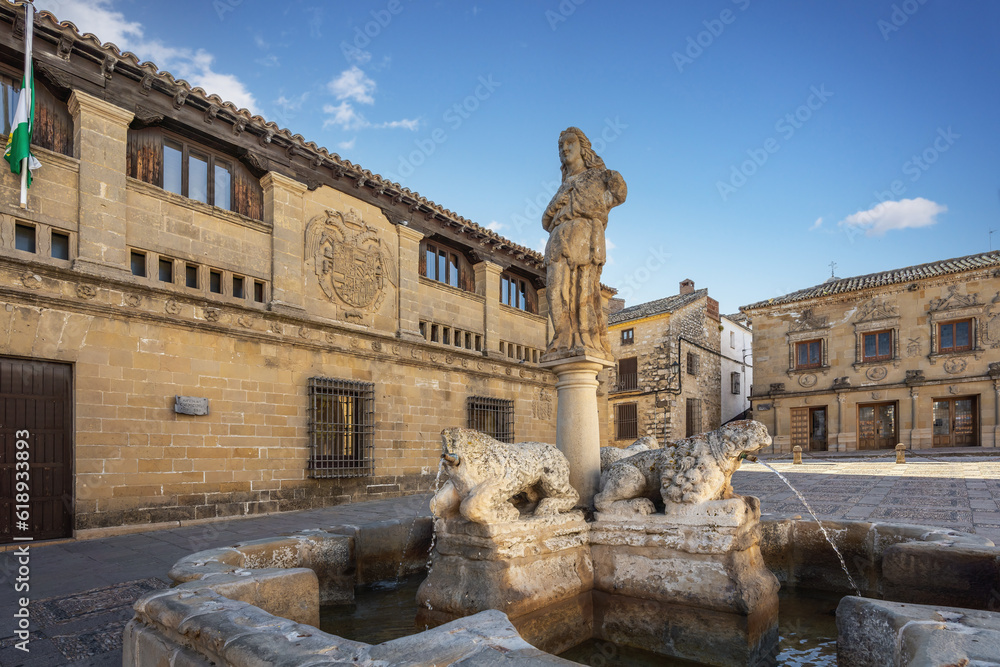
[559,127,606,179]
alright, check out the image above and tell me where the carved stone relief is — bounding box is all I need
[76,284,97,300]
[790,308,829,332]
[942,358,966,375]
[533,389,553,421]
[865,366,887,382]
[124,294,142,308]
[906,337,921,357]
[305,209,397,317]
[798,374,817,388]
[203,308,221,322]
[21,272,41,289]
[855,299,898,322]
[164,300,181,315]
[986,312,1000,348]
[929,286,979,312]
[237,315,254,328]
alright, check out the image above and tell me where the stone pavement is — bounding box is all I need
[2,452,999,666]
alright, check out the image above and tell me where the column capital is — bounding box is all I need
[260,171,308,194]
[397,224,424,243]
[475,259,504,276]
[68,90,133,126]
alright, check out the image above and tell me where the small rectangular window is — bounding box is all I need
[795,340,822,369]
[615,403,638,441]
[863,330,893,362]
[163,142,183,195]
[455,331,463,348]
[617,357,638,391]
[130,250,147,277]
[686,398,702,437]
[419,321,427,339]
[431,324,439,343]
[14,223,35,253]
[158,258,173,283]
[209,270,222,294]
[938,320,972,353]
[687,352,699,376]
[475,335,482,351]
[214,161,232,211]
[443,327,451,345]
[308,377,374,479]
[254,280,265,303]
[731,372,741,394]
[621,328,634,346]
[51,231,70,260]
[468,396,514,443]
[186,263,199,288]
[232,275,245,299]
[465,332,473,350]
[730,331,736,348]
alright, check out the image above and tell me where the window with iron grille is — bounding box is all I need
[615,402,638,440]
[687,352,699,376]
[616,357,638,392]
[308,377,374,478]
[686,397,702,437]
[468,396,514,443]
[731,371,741,394]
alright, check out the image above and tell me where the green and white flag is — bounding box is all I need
[3,68,42,184]
[4,1,40,195]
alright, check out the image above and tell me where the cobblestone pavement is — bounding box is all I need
[2,454,999,666]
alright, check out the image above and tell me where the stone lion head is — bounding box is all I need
[710,420,771,462]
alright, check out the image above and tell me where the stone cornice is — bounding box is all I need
[67,89,134,125]
[260,171,308,195]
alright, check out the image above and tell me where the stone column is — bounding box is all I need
[262,172,308,316]
[909,388,919,448]
[540,354,614,507]
[836,394,846,452]
[396,225,425,342]
[475,260,503,358]
[993,379,1000,448]
[68,90,134,280]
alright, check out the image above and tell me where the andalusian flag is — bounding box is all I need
[4,1,39,200]
[3,68,41,185]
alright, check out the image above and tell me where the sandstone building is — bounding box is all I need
[605,279,722,447]
[0,4,568,542]
[741,251,1000,453]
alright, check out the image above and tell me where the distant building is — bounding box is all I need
[741,251,1000,453]
[720,313,752,423]
[606,279,721,447]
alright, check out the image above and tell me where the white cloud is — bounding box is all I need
[275,92,309,114]
[374,118,419,130]
[486,220,505,232]
[338,138,356,151]
[322,102,369,131]
[810,217,823,230]
[606,238,617,250]
[34,0,258,112]
[328,66,376,105]
[837,198,946,237]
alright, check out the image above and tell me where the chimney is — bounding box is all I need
[608,298,625,314]
[679,279,695,295]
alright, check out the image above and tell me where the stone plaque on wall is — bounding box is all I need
[175,396,209,416]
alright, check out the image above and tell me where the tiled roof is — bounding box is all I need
[609,289,707,325]
[12,2,544,266]
[741,250,1000,311]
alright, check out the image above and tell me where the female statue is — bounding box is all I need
[542,127,627,360]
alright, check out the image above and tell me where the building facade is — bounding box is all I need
[605,280,721,448]
[0,3,565,542]
[720,313,752,423]
[742,251,1000,453]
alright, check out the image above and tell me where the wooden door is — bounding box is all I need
[790,408,809,450]
[809,407,828,451]
[0,359,73,543]
[858,402,897,450]
[933,397,978,447]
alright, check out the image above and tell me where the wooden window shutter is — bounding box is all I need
[126,127,163,185]
[461,264,476,293]
[232,162,263,221]
[418,244,427,277]
[32,81,72,157]
[525,283,537,314]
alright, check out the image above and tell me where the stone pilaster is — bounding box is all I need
[475,260,503,358]
[396,224,425,342]
[910,387,920,448]
[68,90,134,280]
[262,172,308,316]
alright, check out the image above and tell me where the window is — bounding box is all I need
[862,330,893,362]
[615,403,638,440]
[430,324,439,343]
[127,128,262,220]
[687,352,699,376]
[232,275,245,299]
[424,242,459,287]
[616,357,638,392]
[158,258,173,283]
[307,377,374,479]
[730,331,736,348]
[185,264,199,289]
[209,270,222,294]
[130,250,147,277]
[50,231,69,260]
[1,72,72,157]
[500,273,536,313]
[254,281,265,303]
[621,328,634,346]
[731,372,741,395]
[795,340,822,369]
[468,397,514,443]
[938,320,972,353]
[686,398,702,437]
[14,223,35,253]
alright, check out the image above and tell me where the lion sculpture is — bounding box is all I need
[430,427,579,524]
[600,435,659,472]
[594,420,770,515]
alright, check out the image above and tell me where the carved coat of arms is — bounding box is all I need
[305,209,397,314]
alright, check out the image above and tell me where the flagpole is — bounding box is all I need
[19,1,34,209]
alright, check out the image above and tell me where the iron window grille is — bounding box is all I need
[615,402,638,440]
[615,357,639,392]
[468,396,514,443]
[308,377,375,479]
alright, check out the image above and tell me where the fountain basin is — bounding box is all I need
[125,514,1000,666]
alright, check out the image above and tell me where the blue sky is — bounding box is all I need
[34,0,1000,314]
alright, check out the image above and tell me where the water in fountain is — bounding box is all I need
[754,460,862,597]
[394,459,447,584]
[421,458,446,609]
